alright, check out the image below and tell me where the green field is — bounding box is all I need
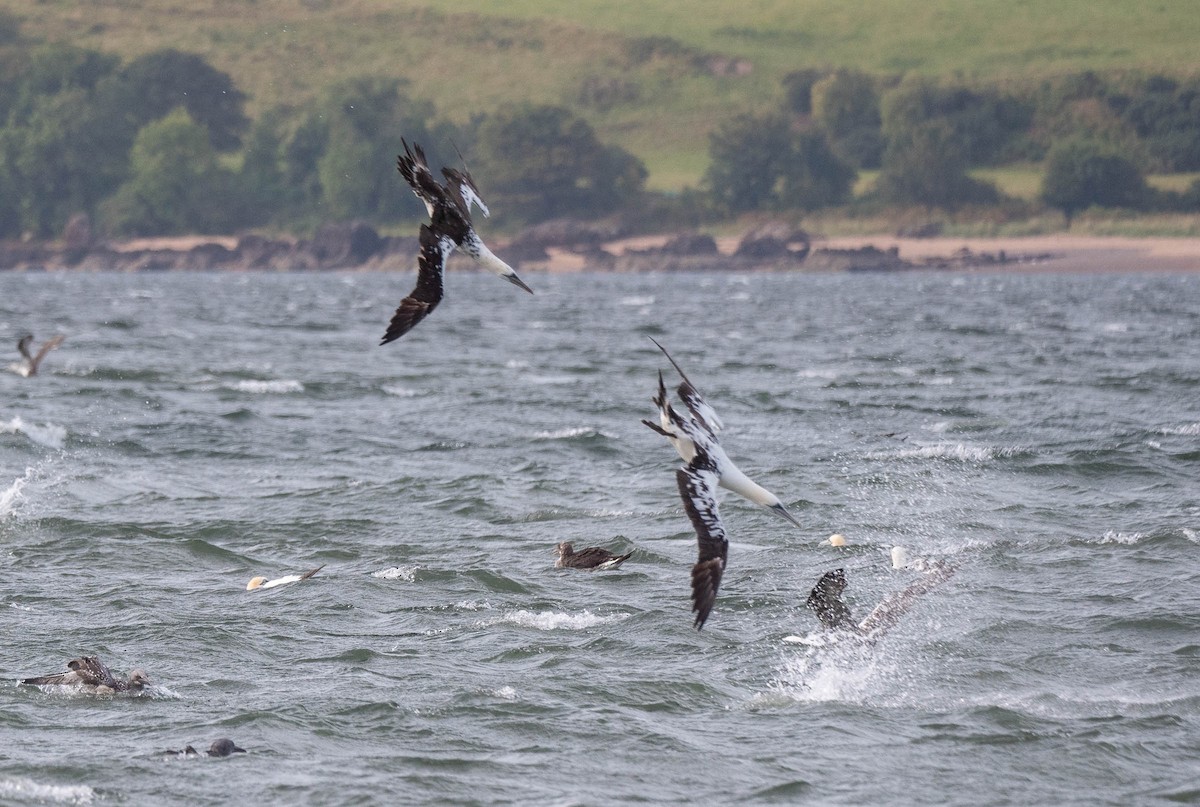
[6,0,1200,190]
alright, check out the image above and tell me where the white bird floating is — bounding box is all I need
[381,140,532,345]
[643,338,802,629]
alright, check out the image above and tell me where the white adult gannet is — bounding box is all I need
[246,565,323,591]
[381,140,532,345]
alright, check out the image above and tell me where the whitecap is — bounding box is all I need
[525,375,575,385]
[1098,530,1147,545]
[1160,422,1200,436]
[504,359,530,370]
[1,468,32,517]
[619,295,655,306]
[381,385,419,398]
[1101,322,1129,333]
[531,426,613,440]
[487,609,626,631]
[490,685,519,700]
[0,778,94,805]
[373,566,418,582]
[226,379,304,394]
[797,368,839,380]
[1,417,67,450]
[870,443,1018,462]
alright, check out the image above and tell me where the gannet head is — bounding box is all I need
[718,463,803,529]
[128,670,151,690]
[246,576,267,591]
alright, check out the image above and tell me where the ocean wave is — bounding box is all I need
[869,443,1023,462]
[619,295,655,306]
[1097,530,1149,545]
[1160,422,1200,436]
[531,426,614,441]
[1,468,32,518]
[381,384,420,398]
[0,778,94,805]
[373,565,418,582]
[226,379,304,394]
[486,609,627,631]
[0,417,67,450]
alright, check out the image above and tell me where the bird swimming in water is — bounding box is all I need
[9,334,64,377]
[20,655,150,695]
[164,739,247,757]
[555,541,633,570]
[246,565,323,591]
[381,140,532,344]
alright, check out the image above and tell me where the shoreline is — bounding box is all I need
[4,230,1200,273]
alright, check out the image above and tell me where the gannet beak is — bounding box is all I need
[768,502,803,529]
[505,273,534,294]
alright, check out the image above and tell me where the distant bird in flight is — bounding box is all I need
[381,140,532,345]
[643,338,802,629]
[9,334,64,377]
[555,541,634,570]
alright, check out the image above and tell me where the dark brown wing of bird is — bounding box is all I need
[17,334,33,362]
[29,335,64,374]
[380,224,448,345]
[70,655,121,688]
[677,464,728,629]
[649,338,723,439]
[396,139,448,216]
[567,547,632,569]
[858,562,957,637]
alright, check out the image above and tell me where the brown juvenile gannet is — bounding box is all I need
[20,655,150,694]
[806,562,957,639]
[381,139,532,345]
[10,334,64,377]
[555,541,633,570]
[246,565,323,591]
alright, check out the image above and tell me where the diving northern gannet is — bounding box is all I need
[806,562,957,639]
[642,338,802,528]
[555,541,633,570]
[381,140,532,345]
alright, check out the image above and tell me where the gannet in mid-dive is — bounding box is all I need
[381,140,532,345]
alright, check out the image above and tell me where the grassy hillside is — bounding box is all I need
[6,0,1200,190]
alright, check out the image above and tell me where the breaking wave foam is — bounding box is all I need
[0,778,94,804]
[1,417,66,450]
[487,609,627,631]
[227,379,304,394]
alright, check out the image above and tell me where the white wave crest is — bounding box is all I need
[872,443,1019,462]
[489,609,626,631]
[372,565,418,581]
[1160,422,1200,436]
[619,295,655,306]
[531,426,613,440]
[489,685,519,700]
[381,385,419,398]
[227,379,304,394]
[1099,530,1147,545]
[1,468,34,518]
[1,417,66,450]
[0,778,94,804]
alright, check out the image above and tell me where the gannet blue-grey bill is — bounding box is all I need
[504,273,534,294]
[768,502,803,528]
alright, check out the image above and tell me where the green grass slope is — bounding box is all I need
[6,0,1200,190]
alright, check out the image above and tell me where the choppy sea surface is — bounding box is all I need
[1,268,1198,805]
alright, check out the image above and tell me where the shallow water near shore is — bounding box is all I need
[2,269,1198,805]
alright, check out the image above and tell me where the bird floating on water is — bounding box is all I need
[9,334,64,377]
[642,338,802,629]
[555,541,633,570]
[381,139,532,344]
[20,655,150,695]
[164,739,247,758]
[246,565,324,591]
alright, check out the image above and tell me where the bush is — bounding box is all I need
[1039,138,1149,220]
[811,70,884,168]
[876,121,999,209]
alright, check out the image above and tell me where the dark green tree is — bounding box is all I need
[705,114,792,213]
[779,131,856,210]
[882,78,1031,165]
[782,68,824,116]
[875,120,999,209]
[474,104,646,223]
[811,70,884,168]
[96,49,248,151]
[1039,138,1149,221]
[101,108,240,235]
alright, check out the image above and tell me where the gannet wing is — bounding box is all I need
[649,338,724,439]
[857,562,957,637]
[17,335,34,362]
[442,166,489,219]
[677,463,728,629]
[396,139,450,218]
[380,224,449,345]
[30,335,64,372]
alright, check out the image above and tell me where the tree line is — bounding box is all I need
[2,13,1199,240]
